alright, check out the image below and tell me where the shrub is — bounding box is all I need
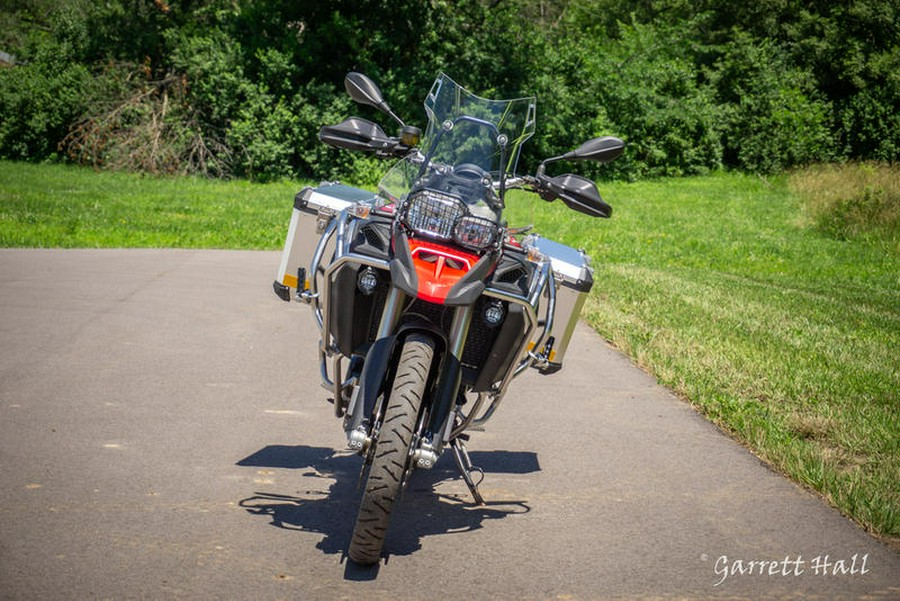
[572,18,726,180]
[0,40,91,160]
[839,87,900,163]
[715,34,836,173]
[165,29,247,132]
[227,85,298,182]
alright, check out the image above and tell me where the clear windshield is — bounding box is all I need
[377,74,536,211]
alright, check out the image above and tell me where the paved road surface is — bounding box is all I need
[0,249,897,600]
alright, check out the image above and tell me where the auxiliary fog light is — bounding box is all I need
[483,300,505,327]
[357,267,378,295]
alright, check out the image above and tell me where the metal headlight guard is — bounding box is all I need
[401,189,501,251]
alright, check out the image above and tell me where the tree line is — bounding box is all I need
[0,0,896,183]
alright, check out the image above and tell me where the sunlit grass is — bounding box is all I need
[0,161,302,248]
[505,171,899,539]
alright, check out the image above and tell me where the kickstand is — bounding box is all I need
[450,436,485,506]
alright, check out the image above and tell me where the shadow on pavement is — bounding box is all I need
[237,445,535,572]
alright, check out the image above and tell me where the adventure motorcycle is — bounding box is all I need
[274,72,623,564]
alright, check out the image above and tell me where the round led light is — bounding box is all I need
[357,267,378,295]
[483,301,505,327]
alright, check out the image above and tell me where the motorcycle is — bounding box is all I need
[273,72,623,564]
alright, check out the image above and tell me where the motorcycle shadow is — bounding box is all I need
[236,445,536,571]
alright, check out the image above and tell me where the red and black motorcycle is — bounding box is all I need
[274,72,623,564]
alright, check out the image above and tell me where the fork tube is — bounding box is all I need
[376,286,407,340]
[429,304,474,446]
[448,304,474,358]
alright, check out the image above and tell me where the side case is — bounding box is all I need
[273,183,378,301]
[528,236,593,373]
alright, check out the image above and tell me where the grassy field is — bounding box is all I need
[0,162,296,249]
[2,160,898,541]
[505,172,899,542]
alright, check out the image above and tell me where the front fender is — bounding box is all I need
[344,335,397,433]
[344,320,446,434]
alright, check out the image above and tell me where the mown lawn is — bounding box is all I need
[505,173,899,542]
[0,162,295,248]
[2,161,898,541]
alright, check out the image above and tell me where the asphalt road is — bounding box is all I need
[0,248,897,600]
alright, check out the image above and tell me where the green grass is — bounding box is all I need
[0,161,301,249]
[505,172,899,541]
[2,160,898,541]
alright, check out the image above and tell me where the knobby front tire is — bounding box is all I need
[348,333,434,565]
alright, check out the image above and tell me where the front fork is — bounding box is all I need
[343,285,408,447]
[343,286,484,503]
[409,301,471,460]
[411,303,486,504]
[427,303,473,445]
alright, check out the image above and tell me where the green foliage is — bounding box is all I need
[166,28,247,131]
[0,39,91,160]
[0,0,897,180]
[839,86,900,162]
[576,17,726,178]
[227,86,297,182]
[714,33,836,173]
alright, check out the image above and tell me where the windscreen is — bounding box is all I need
[378,74,536,206]
[423,73,536,176]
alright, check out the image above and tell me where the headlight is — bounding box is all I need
[454,215,499,250]
[404,190,465,241]
[403,189,501,251]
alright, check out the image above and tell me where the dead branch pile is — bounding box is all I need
[61,68,232,177]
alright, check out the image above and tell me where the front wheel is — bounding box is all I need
[348,333,434,564]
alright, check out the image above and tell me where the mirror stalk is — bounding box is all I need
[345,72,406,127]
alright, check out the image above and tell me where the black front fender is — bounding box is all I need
[344,320,447,434]
[344,335,397,433]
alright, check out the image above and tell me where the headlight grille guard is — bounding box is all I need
[400,188,502,252]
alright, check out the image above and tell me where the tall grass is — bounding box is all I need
[791,162,900,246]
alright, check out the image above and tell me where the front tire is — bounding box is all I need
[348,333,434,565]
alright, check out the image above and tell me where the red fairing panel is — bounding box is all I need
[407,239,480,304]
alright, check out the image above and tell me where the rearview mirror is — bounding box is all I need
[344,72,404,126]
[541,136,625,170]
[345,73,386,109]
[563,136,625,163]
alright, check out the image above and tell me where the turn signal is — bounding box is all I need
[400,125,422,147]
